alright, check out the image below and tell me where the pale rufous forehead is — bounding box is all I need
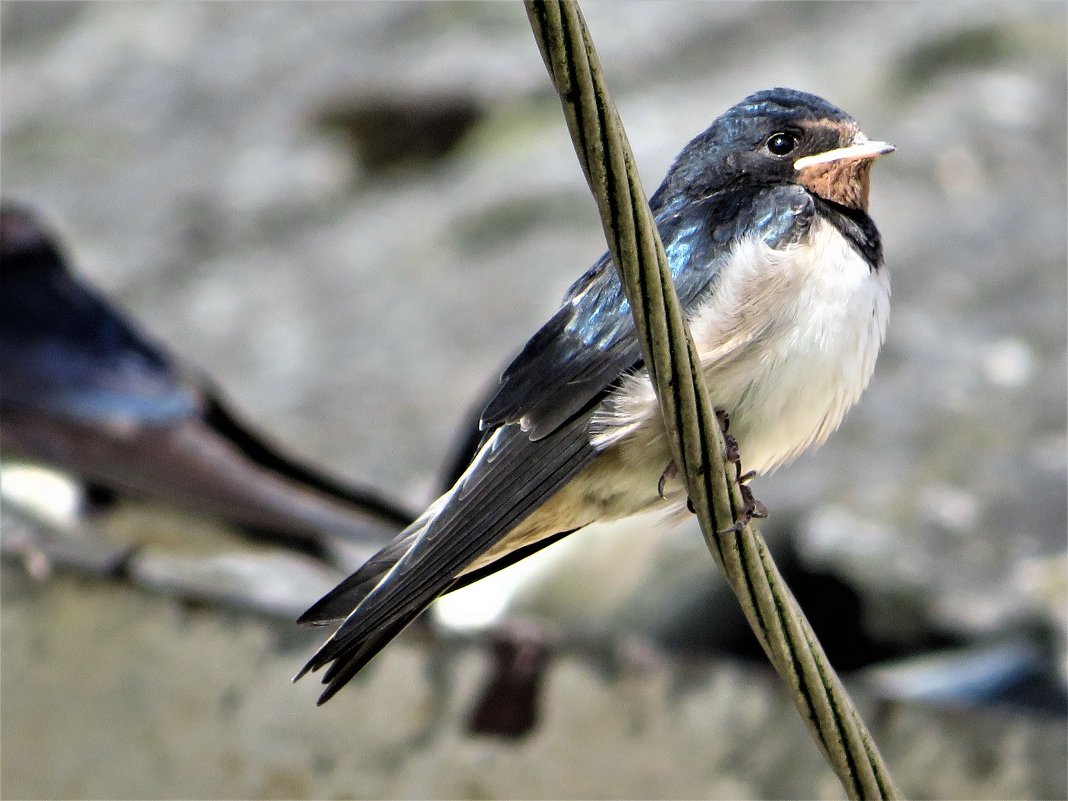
[797,117,861,144]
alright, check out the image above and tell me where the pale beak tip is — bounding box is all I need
[793,139,896,170]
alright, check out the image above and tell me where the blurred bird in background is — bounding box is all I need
[0,204,414,568]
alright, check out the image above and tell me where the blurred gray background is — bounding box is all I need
[1,2,1065,799]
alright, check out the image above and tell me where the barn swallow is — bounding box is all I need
[0,205,414,565]
[297,87,895,702]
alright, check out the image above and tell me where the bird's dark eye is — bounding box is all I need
[766,132,797,156]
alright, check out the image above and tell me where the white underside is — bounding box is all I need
[586,216,891,516]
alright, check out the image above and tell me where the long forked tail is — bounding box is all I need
[295,417,598,703]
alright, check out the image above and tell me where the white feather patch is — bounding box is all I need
[591,218,890,477]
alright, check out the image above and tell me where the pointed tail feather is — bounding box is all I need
[296,416,598,700]
[297,525,423,625]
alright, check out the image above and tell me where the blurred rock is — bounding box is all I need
[314,92,485,177]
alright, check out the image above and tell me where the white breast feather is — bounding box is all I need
[590,218,890,479]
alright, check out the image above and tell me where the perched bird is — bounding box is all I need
[297,87,895,702]
[0,205,414,565]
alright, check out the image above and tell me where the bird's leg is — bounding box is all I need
[715,408,745,479]
[724,435,742,475]
[715,408,731,433]
[713,408,768,533]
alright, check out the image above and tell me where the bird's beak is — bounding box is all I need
[793,135,895,171]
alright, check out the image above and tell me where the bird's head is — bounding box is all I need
[654,88,894,213]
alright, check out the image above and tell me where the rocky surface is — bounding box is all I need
[2,2,1065,798]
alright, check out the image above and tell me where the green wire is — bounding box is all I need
[523,2,901,798]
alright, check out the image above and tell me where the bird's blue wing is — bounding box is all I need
[480,183,815,439]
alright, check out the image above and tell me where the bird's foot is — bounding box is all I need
[718,483,768,535]
[674,410,757,517]
[657,461,679,499]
